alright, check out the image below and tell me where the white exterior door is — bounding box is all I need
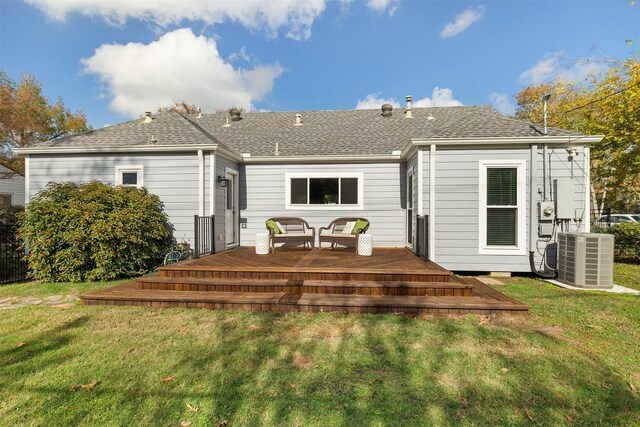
[225,169,239,246]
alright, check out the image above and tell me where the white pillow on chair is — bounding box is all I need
[342,221,356,234]
[275,221,287,234]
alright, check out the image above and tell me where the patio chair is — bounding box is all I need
[265,217,316,252]
[319,217,370,248]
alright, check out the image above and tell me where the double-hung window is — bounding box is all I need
[479,160,526,255]
[285,172,363,209]
[115,165,144,188]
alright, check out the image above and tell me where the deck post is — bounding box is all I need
[210,215,215,254]
[194,215,200,258]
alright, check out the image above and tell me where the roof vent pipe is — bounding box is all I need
[427,113,435,120]
[405,95,413,119]
[143,111,153,123]
[229,108,242,121]
[294,113,302,126]
[381,104,393,117]
[150,134,157,144]
[196,107,202,119]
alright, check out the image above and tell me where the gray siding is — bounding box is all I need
[427,144,589,272]
[0,165,25,206]
[431,147,531,271]
[240,163,405,247]
[28,152,201,246]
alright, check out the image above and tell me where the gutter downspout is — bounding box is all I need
[209,152,215,217]
[429,144,436,261]
[584,146,591,231]
[529,143,555,278]
[198,150,204,217]
[24,155,30,204]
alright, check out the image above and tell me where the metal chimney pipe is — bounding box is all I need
[405,95,413,119]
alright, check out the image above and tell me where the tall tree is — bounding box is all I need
[0,71,89,173]
[514,56,640,217]
[157,100,200,115]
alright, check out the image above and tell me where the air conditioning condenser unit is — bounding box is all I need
[557,232,614,289]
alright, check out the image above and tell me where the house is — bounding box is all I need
[0,163,25,208]
[15,97,603,274]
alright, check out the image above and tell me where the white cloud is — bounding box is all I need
[520,51,608,84]
[440,6,485,39]
[355,94,400,109]
[489,92,515,116]
[355,87,462,110]
[413,87,463,107]
[25,0,326,41]
[366,0,400,15]
[81,28,283,118]
[519,52,562,84]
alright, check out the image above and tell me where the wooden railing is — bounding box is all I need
[193,215,215,258]
[415,215,429,261]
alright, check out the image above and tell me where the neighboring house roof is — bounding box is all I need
[0,163,24,177]
[17,105,596,158]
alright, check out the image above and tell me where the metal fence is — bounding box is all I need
[0,224,28,284]
[415,215,429,261]
[193,215,215,258]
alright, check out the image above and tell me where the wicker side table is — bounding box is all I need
[255,233,270,255]
[357,234,373,256]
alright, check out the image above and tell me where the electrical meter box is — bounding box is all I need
[538,201,555,221]
[554,179,574,220]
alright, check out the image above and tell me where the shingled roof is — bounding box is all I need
[26,105,584,157]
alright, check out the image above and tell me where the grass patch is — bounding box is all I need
[0,279,129,298]
[0,265,639,425]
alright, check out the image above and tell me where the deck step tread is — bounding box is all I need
[137,276,290,286]
[303,280,473,289]
[81,284,527,311]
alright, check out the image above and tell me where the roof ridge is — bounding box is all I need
[178,112,242,156]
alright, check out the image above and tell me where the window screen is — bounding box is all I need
[290,177,359,205]
[486,167,517,246]
[121,172,138,186]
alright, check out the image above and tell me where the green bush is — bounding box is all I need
[19,181,174,282]
[592,222,640,263]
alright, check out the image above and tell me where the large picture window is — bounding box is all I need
[479,160,526,255]
[285,173,363,209]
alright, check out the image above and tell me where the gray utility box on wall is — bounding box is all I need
[557,232,614,289]
[554,178,575,220]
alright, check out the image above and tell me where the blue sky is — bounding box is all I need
[0,0,638,128]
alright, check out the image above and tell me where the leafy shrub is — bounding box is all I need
[19,181,174,282]
[592,222,640,263]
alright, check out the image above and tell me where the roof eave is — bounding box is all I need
[14,144,244,162]
[242,154,402,164]
[402,135,605,157]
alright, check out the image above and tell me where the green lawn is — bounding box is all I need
[0,266,639,426]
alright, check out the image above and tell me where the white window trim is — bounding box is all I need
[285,172,364,210]
[115,165,144,188]
[478,160,527,255]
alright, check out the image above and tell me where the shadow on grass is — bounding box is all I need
[0,309,638,425]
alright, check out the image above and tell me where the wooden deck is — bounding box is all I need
[80,247,528,315]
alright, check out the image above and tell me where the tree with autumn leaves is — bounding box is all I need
[514,56,640,218]
[0,71,90,174]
